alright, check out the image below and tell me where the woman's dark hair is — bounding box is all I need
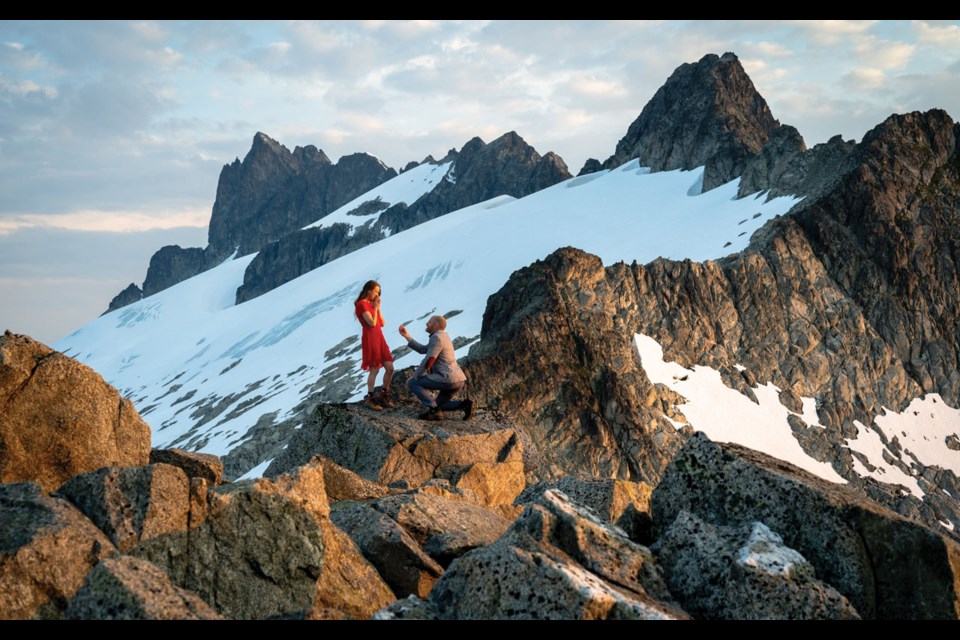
[355,280,381,304]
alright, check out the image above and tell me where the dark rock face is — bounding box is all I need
[464,248,687,486]
[235,131,572,303]
[65,555,223,620]
[133,477,325,620]
[0,482,116,619]
[737,128,859,200]
[103,283,142,315]
[141,245,219,298]
[378,131,570,235]
[235,221,382,303]
[577,158,603,176]
[208,133,396,258]
[602,52,780,191]
[652,433,960,619]
[0,332,151,492]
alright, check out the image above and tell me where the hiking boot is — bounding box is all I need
[364,394,382,411]
[377,388,394,408]
[462,399,474,421]
[419,408,444,421]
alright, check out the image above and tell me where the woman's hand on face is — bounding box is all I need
[373,295,381,308]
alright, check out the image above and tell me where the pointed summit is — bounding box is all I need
[604,52,780,191]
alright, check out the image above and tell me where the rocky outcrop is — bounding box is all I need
[601,52,780,191]
[65,555,223,620]
[235,131,571,303]
[464,248,688,486]
[0,332,151,492]
[463,109,960,532]
[103,283,142,315]
[0,482,116,619]
[652,433,960,619]
[312,454,391,502]
[132,478,324,619]
[149,448,223,485]
[382,489,686,620]
[264,402,525,509]
[653,511,860,619]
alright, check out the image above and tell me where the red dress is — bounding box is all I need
[355,299,393,370]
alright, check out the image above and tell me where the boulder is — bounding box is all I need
[330,502,442,598]
[149,448,223,485]
[370,491,512,567]
[0,332,151,492]
[260,461,395,619]
[516,476,654,543]
[418,490,686,620]
[132,479,325,619]
[65,555,222,620]
[653,510,860,619]
[652,433,960,619]
[55,463,190,553]
[311,454,390,502]
[0,482,115,619]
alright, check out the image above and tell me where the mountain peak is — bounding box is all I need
[602,51,780,191]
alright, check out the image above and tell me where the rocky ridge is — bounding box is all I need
[235,131,571,303]
[5,331,956,619]
[104,132,397,312]
[462,107,960,536]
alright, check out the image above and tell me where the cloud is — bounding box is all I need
[843,68,887,91]
[790,20,876,46]
[0,207,210,235]
[744,41,794,58]
[855,39,915,70]
[913,21,960,48]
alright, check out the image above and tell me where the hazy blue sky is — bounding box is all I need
[3,20,960,344]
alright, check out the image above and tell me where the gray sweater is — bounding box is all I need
[408,330,467,384]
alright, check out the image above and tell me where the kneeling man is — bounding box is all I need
[399,315,474,421]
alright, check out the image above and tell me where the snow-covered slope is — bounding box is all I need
[55,160,960,498]
[302,160,453,235]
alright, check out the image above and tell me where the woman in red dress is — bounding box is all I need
[355,280,394,410]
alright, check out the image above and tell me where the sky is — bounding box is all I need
[3,20,960,344]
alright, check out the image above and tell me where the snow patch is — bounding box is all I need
[634,333,846,484]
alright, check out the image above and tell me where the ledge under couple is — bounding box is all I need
[354,280,474,421]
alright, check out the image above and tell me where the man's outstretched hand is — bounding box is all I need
[399,324,410,339]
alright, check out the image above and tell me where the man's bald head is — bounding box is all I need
[429,315,447,331]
